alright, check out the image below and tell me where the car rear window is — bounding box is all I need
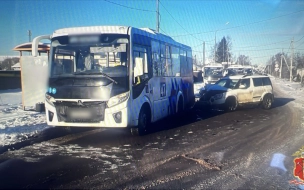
[253,78,263,87]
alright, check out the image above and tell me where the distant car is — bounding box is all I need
[199,74,274,111]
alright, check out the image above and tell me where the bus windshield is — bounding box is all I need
[50,34,129,78]
[204,67,223,77]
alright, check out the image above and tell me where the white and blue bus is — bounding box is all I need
[32,26,194,135]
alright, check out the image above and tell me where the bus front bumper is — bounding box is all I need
[45,100,129,128]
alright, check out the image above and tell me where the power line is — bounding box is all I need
[159,0,203,42]
[103,0,155,12]
[295,35,304,43]
[251,55,274,59]
[233,47,287,52]
[295,41,304,50]
[159,27,169,36]
[286,42,292,55]
[172,9,304,37]
[294,35,304,49]
[192,41,213,48]
[234,39,290,49]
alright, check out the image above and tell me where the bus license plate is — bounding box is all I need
[69,109,92,119]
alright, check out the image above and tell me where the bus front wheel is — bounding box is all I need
[131,106,150,136]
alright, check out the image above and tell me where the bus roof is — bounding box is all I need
[228,65,244,68]
[51,25,191,50]
[52,26,130,37]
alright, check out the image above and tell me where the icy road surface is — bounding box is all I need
[0,77,304,189]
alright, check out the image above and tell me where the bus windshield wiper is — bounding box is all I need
[74,72,118,84]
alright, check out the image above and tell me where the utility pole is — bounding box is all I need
[280,49,283,78]
[290,38,294,82]
[203,41,205,66]
[227,46,230,66]
[194,55,197,71]
[156,0,159,33]
[28,30,32,55]
[214,31,217,64]
[28,30,32,42]
[223,40,224,63]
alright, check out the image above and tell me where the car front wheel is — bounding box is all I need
[224,97,237,112]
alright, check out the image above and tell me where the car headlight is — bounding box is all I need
[107,92,129,108]
[214,93,224,100]
[45,94,55,106]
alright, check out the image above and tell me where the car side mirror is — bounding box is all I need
[239,84,246,89]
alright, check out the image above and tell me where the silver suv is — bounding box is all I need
[199,74,274,111]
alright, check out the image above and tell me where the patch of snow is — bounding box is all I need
[0,89,49,147]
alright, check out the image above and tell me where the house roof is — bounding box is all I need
[12,62,20,68]
[13,42,50,53]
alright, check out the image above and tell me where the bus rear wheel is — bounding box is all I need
[177,97,184,115]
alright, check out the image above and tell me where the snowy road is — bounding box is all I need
[0,79,304,189]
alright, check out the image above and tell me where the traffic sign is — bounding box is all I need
[275,64,279,68]
[275,68,279,71]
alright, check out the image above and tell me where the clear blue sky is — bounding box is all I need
[1,0,304,65]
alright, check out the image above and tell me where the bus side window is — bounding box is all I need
[133,46,148,85]
[134,57,144,84]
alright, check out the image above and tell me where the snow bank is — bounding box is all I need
[0,89,49,147]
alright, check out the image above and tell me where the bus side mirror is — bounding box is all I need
[32,35,51,57]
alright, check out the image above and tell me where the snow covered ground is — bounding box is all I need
[272,77,304,101]
[0,89,48,147]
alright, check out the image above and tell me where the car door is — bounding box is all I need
[252,78,264,102]
[236,78,253,104]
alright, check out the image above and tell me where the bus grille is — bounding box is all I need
[54,101,106,123]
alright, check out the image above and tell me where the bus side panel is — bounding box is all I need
[131,76,193,125]
[129,88,152,127]
[181,75,195,109]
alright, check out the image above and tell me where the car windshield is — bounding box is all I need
[50,35,129,77]
[215,78,239,89]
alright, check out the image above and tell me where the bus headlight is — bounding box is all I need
[107,92,129,108]
[45,94,55,106]
[208,76,211,81]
